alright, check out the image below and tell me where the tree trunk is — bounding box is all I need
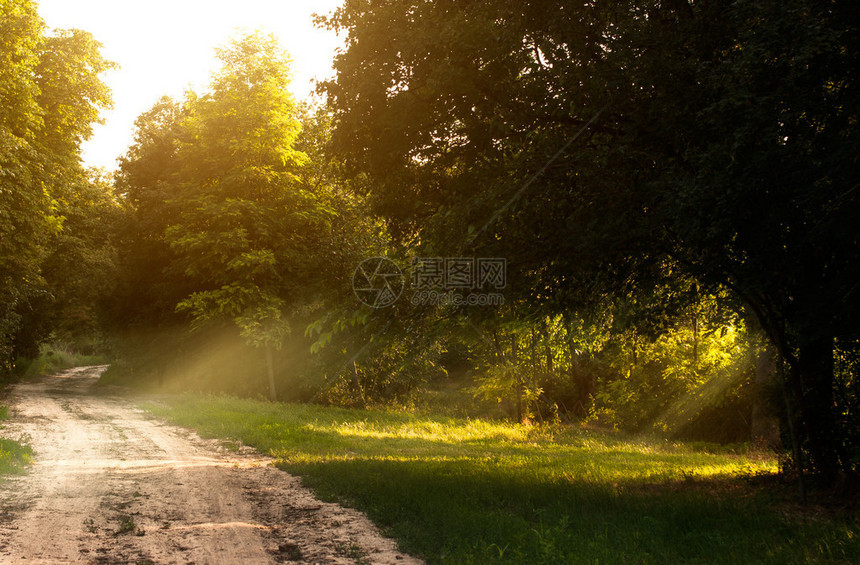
[629,332,638,378]
[265,344,277,402]
[512,334,523,423]
[566,321,591,418]
[353,360,366,407]
[530,326,537,372]
[797,336,840,482]
[751,341,780,450]
[779,359,807,502]
[492,329,504,361]
[744,304,840,489]
[691,308,699,368]
[543,318,554,374]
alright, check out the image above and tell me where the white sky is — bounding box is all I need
[37,0,344,172]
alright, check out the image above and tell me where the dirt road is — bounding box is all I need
[0,367,422,564]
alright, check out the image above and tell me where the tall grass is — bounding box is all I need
[142,394,859,564]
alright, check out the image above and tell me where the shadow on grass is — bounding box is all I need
[280,457,856,564]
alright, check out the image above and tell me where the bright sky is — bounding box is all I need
[37,0,344,172]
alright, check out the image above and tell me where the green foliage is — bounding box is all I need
[591,322,754,434]
[455,291,759,442]
[108,96,196,335]
[319,0,860,480]
[14,170,121,359]
[165,32,311,349]
[0,0,114,370]
[109,33,384,400]
[143,394,858,564]
[835,336,860,469]
[313,329,447,407]
[0,437,33,477]
[0,0,56,369]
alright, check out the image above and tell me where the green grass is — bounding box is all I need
[142,394,859,564]
[0,405,33,476]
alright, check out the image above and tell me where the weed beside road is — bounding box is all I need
[0,405,33,477]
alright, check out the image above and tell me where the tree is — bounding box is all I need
[42,172,120,339]
[112,33,383,400]
[0,0,49,367]
[319,0,860,482]
[162,33,317,399]
[110,97,191,333]
[0,0,113,367]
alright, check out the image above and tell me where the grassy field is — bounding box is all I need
[0,405,33,477]
[142,394,859,564]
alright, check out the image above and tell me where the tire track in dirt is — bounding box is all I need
[0,367,423,564]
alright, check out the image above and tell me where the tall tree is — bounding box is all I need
[110,97,193,333]
[0,0,49,367]
[164,33,316,399]
[0,0,113,366]
[112,33,381,399]
[319,0,860,481]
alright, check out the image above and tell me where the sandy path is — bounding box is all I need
[0,367,423,564]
